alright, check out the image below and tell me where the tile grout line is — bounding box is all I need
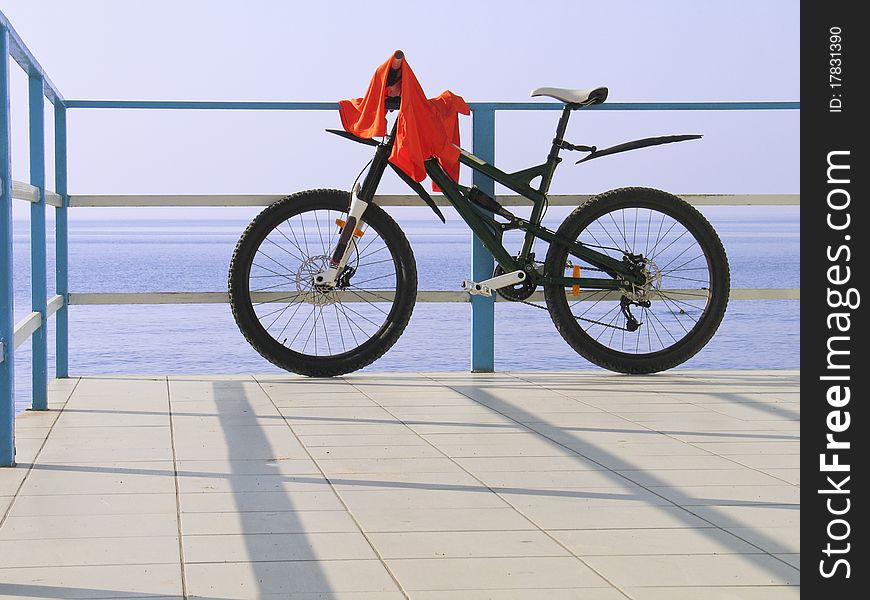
[345,373,634,600]
[0,378,81,529]
[254,375,411,600]
[166,376,189,599]
[431,372,799,574]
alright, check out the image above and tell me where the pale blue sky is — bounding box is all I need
[3,0,799,218]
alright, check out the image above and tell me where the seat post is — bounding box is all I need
[539,104,574,194]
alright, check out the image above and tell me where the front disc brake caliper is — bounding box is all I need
[336,265,356,289]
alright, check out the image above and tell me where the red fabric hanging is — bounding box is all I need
[339,52,470,190]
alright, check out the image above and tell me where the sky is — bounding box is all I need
[2,0,799,219]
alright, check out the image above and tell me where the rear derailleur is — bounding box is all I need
[620,295,649,332]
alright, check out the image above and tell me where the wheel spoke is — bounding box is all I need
[339,301,386,330]
[347,287,392,314]
[333,304,347,353]
[349,272,396,287]
[666,274,707,283]
[655,238,696,272]
[648,217,678,259]
[356,244,389,263]
[337,300,370,342]
[251,262,294,280]
[649,227,690,263]
[646,304,680,343]
[255,248,297,276]
[603,213,628,252]
[273,224,307,262]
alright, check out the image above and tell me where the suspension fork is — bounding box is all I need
[315,120,398,287]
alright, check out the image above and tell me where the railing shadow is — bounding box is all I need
[32,461,787,505]
[0,581,231,600]
[189,379,337,596]
[59,407,798,441]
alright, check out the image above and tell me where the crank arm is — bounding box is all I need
[462,270,526,297]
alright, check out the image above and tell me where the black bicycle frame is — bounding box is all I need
[348,105,658,290]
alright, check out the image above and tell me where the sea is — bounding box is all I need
[9,205,799,413]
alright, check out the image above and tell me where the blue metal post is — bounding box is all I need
[470,108,496,372]
[29,75,47,409]
[54,105,68,378]
[1,28,16,465]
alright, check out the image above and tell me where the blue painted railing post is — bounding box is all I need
[29,75,48,409]
[1,27,16,466]
[470,108,496,372]
[54,105,69,378]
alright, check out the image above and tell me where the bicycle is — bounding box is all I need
[228,58,730,377]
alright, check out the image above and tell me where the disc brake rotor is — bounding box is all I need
[296,255,336,306]
[623,258,663,303]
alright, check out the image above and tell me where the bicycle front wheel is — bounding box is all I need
[228,189,417,376]
[543,187,730,374]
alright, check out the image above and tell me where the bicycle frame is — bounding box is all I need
[343,104,661,291]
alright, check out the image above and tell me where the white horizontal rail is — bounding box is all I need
[68,193,800,208]
[47,294,64,317]
[46,191,64,208]
[13,311,41,349]
[11,179,64,206]
[11,180,39,203]
[69,288,799,306]
[9,297,64,350]
[729,288,800,300]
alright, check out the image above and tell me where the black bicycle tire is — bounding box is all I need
[228,189,417,377]
[543,187,730,374]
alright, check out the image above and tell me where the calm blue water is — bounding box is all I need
[10,206,799,412]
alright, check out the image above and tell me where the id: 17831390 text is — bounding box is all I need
[829,26,844,113]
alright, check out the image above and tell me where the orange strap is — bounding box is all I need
[335,219,365,238]
[571,265,581,296]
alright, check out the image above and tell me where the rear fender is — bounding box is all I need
[576,134,702,164]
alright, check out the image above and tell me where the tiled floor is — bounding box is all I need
[1,370,799,599]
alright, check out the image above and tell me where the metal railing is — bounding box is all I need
[1,13,69,466]
[1,10,799,466]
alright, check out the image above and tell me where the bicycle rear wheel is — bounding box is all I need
[228,189,417,376]
[544,187,730,374]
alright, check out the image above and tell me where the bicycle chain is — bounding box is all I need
[506,264,636,332]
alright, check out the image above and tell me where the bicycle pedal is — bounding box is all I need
[462,279,492,296]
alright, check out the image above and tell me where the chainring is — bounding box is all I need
[493,263,537,301]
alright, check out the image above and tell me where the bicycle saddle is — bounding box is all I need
[531,86,608,106]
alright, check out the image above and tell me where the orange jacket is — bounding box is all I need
[339,53,470,190]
